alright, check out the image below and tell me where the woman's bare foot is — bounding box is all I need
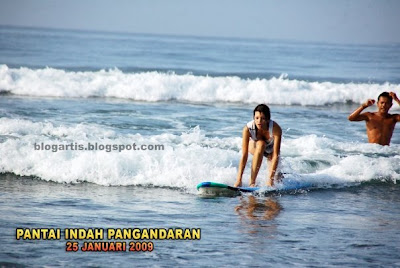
[234,180,242,187]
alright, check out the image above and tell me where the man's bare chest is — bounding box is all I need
[367,116,395,131]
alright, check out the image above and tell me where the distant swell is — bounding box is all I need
[0,64,399,106]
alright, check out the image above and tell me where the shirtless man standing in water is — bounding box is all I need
[348,92,400,145]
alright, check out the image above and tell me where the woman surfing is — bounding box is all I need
[234,104,282,187]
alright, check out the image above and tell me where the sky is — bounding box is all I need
[0,0,399,44]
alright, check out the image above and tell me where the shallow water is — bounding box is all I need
[1,174,399,267]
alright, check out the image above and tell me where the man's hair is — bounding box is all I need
[253,104,270,120]
[378,92,393,103]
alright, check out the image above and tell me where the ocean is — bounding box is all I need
[0,25,400,267]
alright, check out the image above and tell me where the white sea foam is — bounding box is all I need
[0,118,239,192]
[1,118,398,193]
[1,65,399,107]
[282,136,400,187]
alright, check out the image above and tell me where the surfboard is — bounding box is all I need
[196,181,313,197]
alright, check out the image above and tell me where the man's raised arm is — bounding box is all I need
[348,99,374,121]
[390,92,400,106]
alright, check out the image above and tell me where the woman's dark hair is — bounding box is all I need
[253,104,270,120]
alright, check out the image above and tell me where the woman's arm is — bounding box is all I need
[234,126,250,187]
[267,123,282,187]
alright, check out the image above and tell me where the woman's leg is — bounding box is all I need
[249,140,266,187]
[266,154,283,186]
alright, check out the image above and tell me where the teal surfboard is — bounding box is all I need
[196,181,313,197]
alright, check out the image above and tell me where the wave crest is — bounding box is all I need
[1,65,398,106]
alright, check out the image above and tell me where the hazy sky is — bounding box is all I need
[1,0,399,44]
